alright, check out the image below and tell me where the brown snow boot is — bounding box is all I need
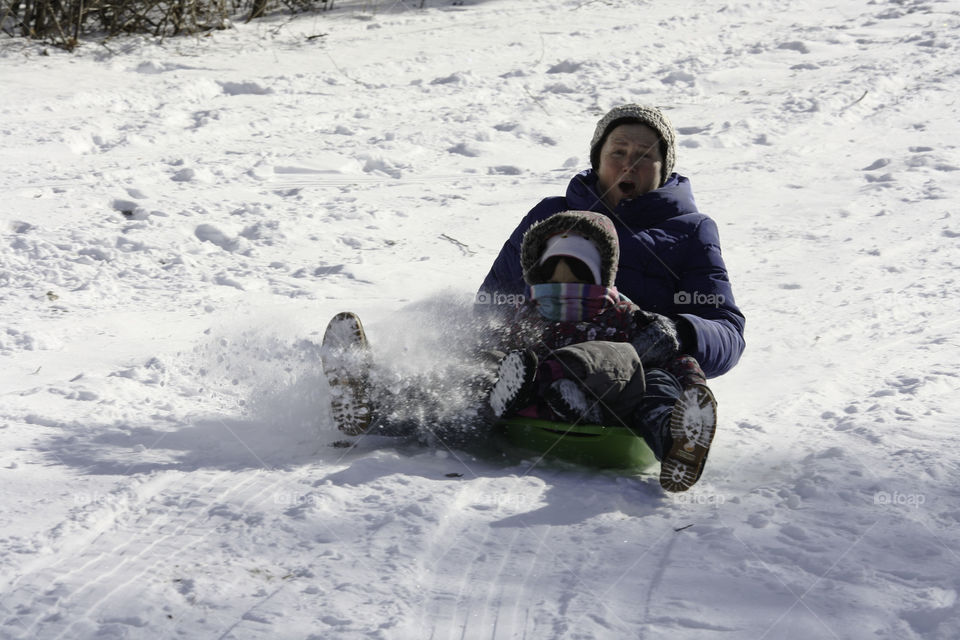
[321,312,374,436]
[659,383,717,492]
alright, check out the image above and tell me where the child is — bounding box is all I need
[487,210,717,492]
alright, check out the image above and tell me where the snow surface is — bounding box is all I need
[2,0,960,637]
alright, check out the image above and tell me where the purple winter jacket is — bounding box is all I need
[478,170,746,378]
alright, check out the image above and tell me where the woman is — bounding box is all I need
[479,104,746,490]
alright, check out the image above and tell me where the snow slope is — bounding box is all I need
[2,0,960,637]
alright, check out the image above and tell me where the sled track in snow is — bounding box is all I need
[1,467,339,638]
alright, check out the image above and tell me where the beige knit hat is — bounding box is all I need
[589,104,677,187]
[521,211,620,287]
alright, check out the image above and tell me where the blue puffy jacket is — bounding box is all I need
[478,170,745,378]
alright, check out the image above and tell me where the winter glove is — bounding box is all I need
[630,310,680,369]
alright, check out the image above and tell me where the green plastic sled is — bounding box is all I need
[495,417,658,471]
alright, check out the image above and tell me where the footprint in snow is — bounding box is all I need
[448,142,482,157]
[660,70,696,86]
[217,80,273,96]
[546,59,582,74]
[777,41,811,54]
[321,615,352,627]
[195,224,244,252]
[488,165,523,175]
[430,72,469,85]
[111,198,145,219]
[862,158,891,171]
[171,167,215,183]
[543,82,576,94]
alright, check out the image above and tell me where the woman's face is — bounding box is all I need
[595,123,663,210]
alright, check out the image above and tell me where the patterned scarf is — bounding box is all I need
[528,283,622,322]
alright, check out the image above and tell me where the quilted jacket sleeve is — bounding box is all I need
[672,217,746,377]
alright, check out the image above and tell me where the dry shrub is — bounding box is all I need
[0,0,338,49]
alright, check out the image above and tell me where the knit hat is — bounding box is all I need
[589,104,677,187]
[521,211,620,287]
[539,233,603,285]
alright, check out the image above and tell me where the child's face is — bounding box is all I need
[546,258,593,284]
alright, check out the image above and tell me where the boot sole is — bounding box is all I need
[321,312,373,436]
[489,350,535,418]
[544,379,602,424]
[660,385,717,492]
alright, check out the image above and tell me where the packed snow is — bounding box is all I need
[2,0,960,637]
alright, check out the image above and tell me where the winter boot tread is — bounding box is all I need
[660,384,717,492]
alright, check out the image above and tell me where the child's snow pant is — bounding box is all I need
[546,341,681,460]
